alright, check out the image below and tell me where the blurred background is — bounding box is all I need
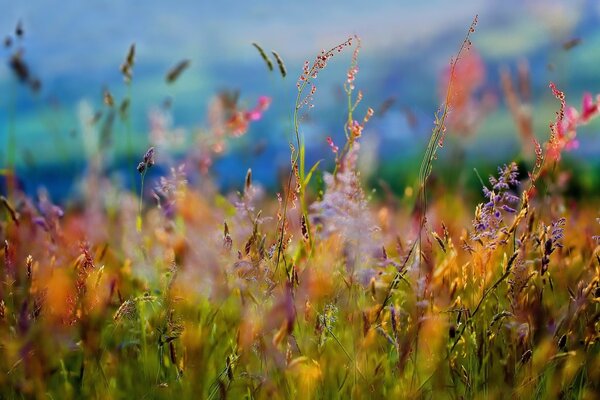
[1,0,600,202]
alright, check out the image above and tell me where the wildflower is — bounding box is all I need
[296,37,353,109]
[471,162,520,247]
[326,136,339,154]
[226,111,249,136]
[541,217,565,275]
[310,144,379,274]
[347,108,373,139]
[346,35,361,91]
[226,96,271,136]
[580,92,600,122]
[547,83,600,160]
[153,164,187,218]
[33,188,64,239]
[247,96,271,121]
[137,146,155,174]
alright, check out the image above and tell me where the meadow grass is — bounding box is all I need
[1,17,600,400]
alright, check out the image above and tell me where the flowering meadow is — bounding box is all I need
[1,16,600,400]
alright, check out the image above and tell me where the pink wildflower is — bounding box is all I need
[226,95,272,136]
[326,136,339,154]
[548,83,600,160]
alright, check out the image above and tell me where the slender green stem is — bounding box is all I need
[325,325,367,383]
[125,84,137,194]
[137,170,146,232]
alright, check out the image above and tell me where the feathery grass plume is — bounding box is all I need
[508,256,532,311]
[539,217,565,275]
[377,16,478,323]
[120,43,136,83]
[165,59,191,83]
[113,298,137,321]
[271,50,286,77]
[418,15,478,208]
[252,42,273,71]
[103,88,114,107]
[310,144,379,277]
[275,36,354,271]
[126,43,136,66]
[330,35,375,177]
